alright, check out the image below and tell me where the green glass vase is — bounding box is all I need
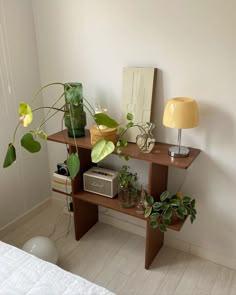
[64,83,87,138]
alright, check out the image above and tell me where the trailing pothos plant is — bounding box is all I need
[144,191,197,232]
[116,112,154,159]
[2,82,119,179]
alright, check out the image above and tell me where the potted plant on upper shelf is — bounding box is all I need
[3,82,119,179]
[144,191,197,232]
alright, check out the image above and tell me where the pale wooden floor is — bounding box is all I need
[2,200,236,295]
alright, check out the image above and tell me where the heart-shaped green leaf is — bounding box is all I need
[91,139,115,163]
[126,113,133,121]
[19,102,33,127]
[150,221,158,229]
[164,208,172,219]
[67,153,80,180]
[94,113,118,128]
[144,207,152,218]
[3,144,16,168]
[145,195,154,206]
[153,202,162,211]
[160,191,169,201]
[21,133,41,153]
[150,212,160,221]
[159,224,167,232]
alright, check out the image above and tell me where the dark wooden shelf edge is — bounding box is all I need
[47,129,201,170]
[73,191,186,231]
[52,188,72,196]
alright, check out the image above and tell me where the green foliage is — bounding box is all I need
[118,165,138,188]
[3,144,16,168]
[126,113,133,120]
[67,153,80,180]
[91,139,115,163]
[2,82,118,181]
[144,191,197,232]
[21,133,41,153]
[94,113,119,128]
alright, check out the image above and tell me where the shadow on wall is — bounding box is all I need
[150,69,165,142]
[167,151,236,256]
[198,102,235,150]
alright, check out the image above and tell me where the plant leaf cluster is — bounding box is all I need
[2,83,119,179]
[144,191,197,232]
[118,165,138,188]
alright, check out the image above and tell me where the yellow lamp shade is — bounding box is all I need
[163,97,199,129]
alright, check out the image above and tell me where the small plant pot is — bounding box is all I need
[170,210,179,225]
[118,187,136,208]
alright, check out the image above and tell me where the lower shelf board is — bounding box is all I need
[73,191,187,231]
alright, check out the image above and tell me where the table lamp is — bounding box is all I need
[163,97,199,157]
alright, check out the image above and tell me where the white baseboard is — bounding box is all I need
[2,197,235,271]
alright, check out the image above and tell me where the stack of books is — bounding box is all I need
[52,172,72,194]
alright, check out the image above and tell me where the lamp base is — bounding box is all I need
[168,146,190,158]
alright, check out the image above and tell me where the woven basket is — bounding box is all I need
[89,125,117,145]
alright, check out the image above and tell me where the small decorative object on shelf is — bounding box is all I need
[163,97,199,157]
[136,122,155,153]
[135,185,147,214]
[89,125,117,145]
[118,165,138,208]
[144,191,197,232]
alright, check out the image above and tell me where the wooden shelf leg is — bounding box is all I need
[145,221,164,269]
[73,197,98,240]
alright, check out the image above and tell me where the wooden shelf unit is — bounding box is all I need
[48,129,200,269]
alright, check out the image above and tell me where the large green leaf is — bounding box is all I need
[150,221,158,229]
[144,207,152,218]
[19,102,33,127]
[94,113,118,128]
[160,191,169,202]
[67,153,80,180]
[21,133,41,153]
[169,199,180,207]
[183,196,191,204]
[3,144,16,168]
[164,208,172,219]
[91,139,115,163]
[159,224,167,232]
[176,208,185,219]
[145,195,154,206]
[150,212,160,221]
[153,201,162,211]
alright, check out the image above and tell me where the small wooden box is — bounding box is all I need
[89,125,117,145]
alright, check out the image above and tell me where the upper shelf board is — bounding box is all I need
[48,129,201,170]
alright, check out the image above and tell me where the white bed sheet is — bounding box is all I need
[0,241,115,295]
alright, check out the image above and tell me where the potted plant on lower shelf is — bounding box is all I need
[118,165,139,208]
[144,191,197,232]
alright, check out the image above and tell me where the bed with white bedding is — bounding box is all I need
[0,241,115,295]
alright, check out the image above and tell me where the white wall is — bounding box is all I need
[0,0,51,228]
[33,0,236,268]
